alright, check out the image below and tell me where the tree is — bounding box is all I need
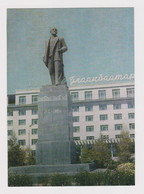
[8,134,36,167]
[117,130,134,163]
[81,145,93,163]
[8,134,25,167]
[91,138,111,168]
[81,138,111,168]
[24,147,36,165]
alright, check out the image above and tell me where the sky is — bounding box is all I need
[7,8,134,93]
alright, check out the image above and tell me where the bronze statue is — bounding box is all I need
[43,28,68,85]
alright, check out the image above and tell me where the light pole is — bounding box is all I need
[110,143,114,159]
[28,124,33,149]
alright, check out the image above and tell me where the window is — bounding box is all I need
[7,120,13,126]
[18,129,26,135]
[85,106,93,112]
[8,111,13,116]
[19,96,26,105]
[112,89,120,98]
[32,129,38,135]
[31,150,36,156]
[98,90,106,99]
[19,120,26,125]
[73,116,79,122]
[129,123,135,130]
[127,88,134,97]
[86,126,94,132]
[32,109,38,115]
[130,134,135,138]
[115,135,121,139]
[100,125,108,131]
[99,104,107,110]
[114,114,122,120]
[72,106,79,112]
[100,114,108,121]
[8,130,13,136]
[85,91,92,100]
[19,110,26,116]
[86,136,94,140]
[128,103,134,109]
[32,119,38,125]
[115,124,123,130]
[18,139,26,146]
[128,113,135,119]
[86,115,93,122]
[101,135,109,140]
[113,104,121,110]
[32,95,38,104]
[73,126,80,133]
[71,92,79,101]
[8,94,15,105]
[73,137,80,141]
[31,139,38,145]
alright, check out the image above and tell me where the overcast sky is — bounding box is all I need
[7,8,134,93]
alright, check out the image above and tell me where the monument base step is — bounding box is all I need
[9,163,96,176]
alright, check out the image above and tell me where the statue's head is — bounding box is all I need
[50,28,58,36]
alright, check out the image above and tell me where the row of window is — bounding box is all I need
[17,139,38,146]
[72,103,134,113]
[7,102,134,117]
[73,134,135,141]
[73,123,135,133]
[17,88,134,105]
[19,95,38,105]
[73,113,134,122]
[12,134,135,145]
[8,122,134,136]
[8,128,38,136]
[7,119,38,126]
[8,109,38,117]
[8,102,135,117]
[71,88,134,101]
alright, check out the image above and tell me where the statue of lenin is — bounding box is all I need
[43,28,68,85]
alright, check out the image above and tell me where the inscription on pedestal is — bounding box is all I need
[38,95,67,102]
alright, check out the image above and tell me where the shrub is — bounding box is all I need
[115,163,135,185]
[107,160,120,170]
[75,170,116,186]
[74,171,91,186]
[37,175,51,186]
[51,174,72,186]
[89,172,105,185]
[74,168,135,186]
[117,162,135,172]
[103,163,135,185]
[8,173,33,186]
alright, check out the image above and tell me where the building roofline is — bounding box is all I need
[69,81,134,91]
[15,88,40,95]
[7,81,134,95]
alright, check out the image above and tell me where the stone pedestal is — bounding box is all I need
[9,85,96,180]
[9,163,96,176]
[36,84,75,164]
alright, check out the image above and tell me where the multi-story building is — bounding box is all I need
[7,89,39,155]
[7,82,135,154]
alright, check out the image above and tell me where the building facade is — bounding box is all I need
[7,82,135,153]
